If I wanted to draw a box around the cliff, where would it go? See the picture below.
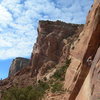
[64,1,100,100]
[9,57,30,76]
[0,21,83,100]
[76,1,100,100]
[0,0,100,100]
[30,20,83,80]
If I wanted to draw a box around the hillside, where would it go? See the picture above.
[0,0,100,100]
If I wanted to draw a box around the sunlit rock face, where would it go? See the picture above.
[64,1,100,100]
[30,20,83,79]
[76,47,100,100]
[0,1,100,100]
[76,2,100,100]
[9,57,30,76]
[0,21,83,92]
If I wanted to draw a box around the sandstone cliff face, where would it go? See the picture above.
[64,1,100,100]
[9,57,30,76]
[30,20,83,80]
[76,1,100,100]
[0,21,83,91]
[0,21,83,100]
[76,47,100,100]
[0,1,100,100]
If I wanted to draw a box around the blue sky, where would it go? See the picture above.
[0,59,12,79]
[0,0,94,79]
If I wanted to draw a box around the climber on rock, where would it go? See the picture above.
[86,56,93,66]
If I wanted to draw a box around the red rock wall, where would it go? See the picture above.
[30,21,83,77]
[76,2,100,100]
[76,47,100,100]
[0,1,100,100]
[64,1,100,100]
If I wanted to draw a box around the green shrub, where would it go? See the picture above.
[2,58,71,100]
[51,82,63,93]
[53,67,64,81]
[2,81,49,100]
[52,58,71,81]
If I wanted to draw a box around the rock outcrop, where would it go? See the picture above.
[76,47,100,100]
[76,1,100,100]
[0,21,83,91]
[64,1,100,100]
[0,21,83,100]
[0,1,100,100]
[9,57,30,76]
[30,20,83,80]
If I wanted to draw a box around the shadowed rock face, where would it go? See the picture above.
[9,57,30,76]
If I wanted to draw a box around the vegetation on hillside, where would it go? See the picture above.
[2,81,49,100]
[2,58,71,100]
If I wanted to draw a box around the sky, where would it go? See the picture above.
[0,0,94,79]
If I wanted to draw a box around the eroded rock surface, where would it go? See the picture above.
[0,21,83,92]
[9,57,30,76]
[76,47,100,100]
[64,1,100,100]
[76,2,100,99]
[0,1,100,100]
[30,20,83,80]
